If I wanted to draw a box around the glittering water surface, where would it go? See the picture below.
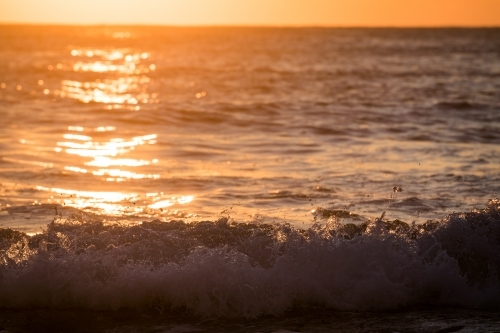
[1,27,500,329]
[0,26,499,232]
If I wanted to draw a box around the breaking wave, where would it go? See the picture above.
[1,199,499,318]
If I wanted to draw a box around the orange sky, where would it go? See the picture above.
[1,0,499,26]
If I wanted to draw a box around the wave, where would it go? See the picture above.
[435,101,488,111]
[1,199,499,318]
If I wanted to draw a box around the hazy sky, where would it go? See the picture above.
[1,0,499,26]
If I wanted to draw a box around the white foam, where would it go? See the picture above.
[0,200,499,317]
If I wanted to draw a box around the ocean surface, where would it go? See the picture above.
[0,26,500,332]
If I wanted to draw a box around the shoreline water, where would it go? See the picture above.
[1,200,499,320]
[0,307,499,333]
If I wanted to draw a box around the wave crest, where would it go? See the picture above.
[1,200,499,317]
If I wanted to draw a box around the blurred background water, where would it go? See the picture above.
[0,26,499,232]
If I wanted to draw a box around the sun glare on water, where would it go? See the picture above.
[21,44,196,219]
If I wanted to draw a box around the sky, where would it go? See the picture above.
[0,0,499,26]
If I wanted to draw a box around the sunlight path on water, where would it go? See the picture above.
[0,27,499,232]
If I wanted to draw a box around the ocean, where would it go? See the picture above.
[0,26,499,332]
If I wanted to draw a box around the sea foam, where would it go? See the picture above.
[0,199,499,318]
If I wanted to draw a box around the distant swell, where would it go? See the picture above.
[435,101,487,110]
[1,199,500,318]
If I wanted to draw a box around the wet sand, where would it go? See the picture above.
[0,307,499,333]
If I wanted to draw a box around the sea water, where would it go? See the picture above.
[0,26,500,332]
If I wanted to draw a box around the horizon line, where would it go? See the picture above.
[1,22,499,29]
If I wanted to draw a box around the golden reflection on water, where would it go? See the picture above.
[85,157,156,167]
[149,196,194,209]
[29,45,195,218]
[35,126,196,216]
[92,168,160,180]
[63,133,92,141]
[36,185,194,218]
[112,32,132,39]
[71,49,152,75]
[37,186,136,202]
[57,133,157,157]
[56,48,158,111]
[36,186,142,216]
[56,130,159,179]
